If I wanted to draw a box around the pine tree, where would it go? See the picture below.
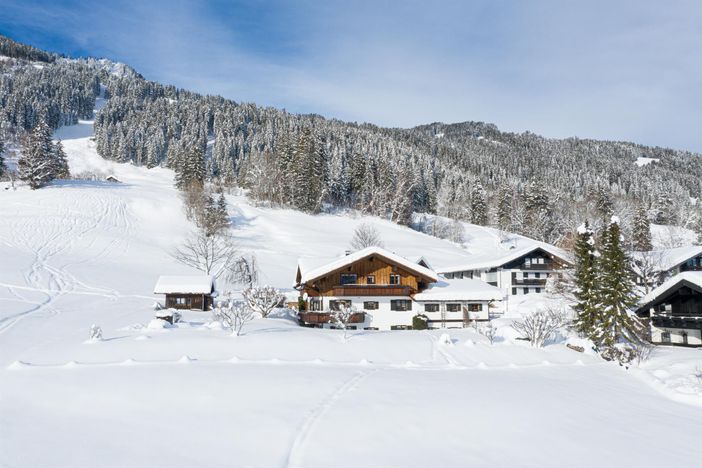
[18,120,56,189]
[52,140,70,179]
[593,217,644,348]
[175,146,205,190]
[0,136,5,178]
[470,183,488,225]
[572,221,598,339]
[631,205,652,251]
[496,186,513,231]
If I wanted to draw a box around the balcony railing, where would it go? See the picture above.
[512,278,548,286]
[521,262,555,271]
[298,312,366,325]
[331,284,412,296]
[680,264,702,272]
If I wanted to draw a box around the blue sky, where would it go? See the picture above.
[1,0,701,152]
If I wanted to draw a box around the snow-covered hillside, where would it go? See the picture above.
[2,113,702,467]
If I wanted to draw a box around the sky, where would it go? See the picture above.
[1,0,701,152]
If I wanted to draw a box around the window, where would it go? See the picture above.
[363,301,379,310]
[424,303,439,312]
[524,288,529,294]
[535,287,541,293]
[391,325,412,330]
[512,288,517,295]
[330,300,351,311]
[309,298,322,311]
[389,274,401,285]
[340,274,357,285]
[391,300,412,311]
[366,275,376,284]
[467,303,483,312]
[534,272,541,279]
[446,303,461,312]
[175,297,190,306]
[661,331,671,344]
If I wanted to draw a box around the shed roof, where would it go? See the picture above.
[154,275,215,294]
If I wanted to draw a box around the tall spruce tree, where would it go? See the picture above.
[593,217,644,347]
[52,140,70,179]
[470,183,488,225]
[18,119,55,189]
[0,136,5,178]
[175,146,205,190]
[572,221,598,339]
[631,205,652,251]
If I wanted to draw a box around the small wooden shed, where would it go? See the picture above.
[153,275,216,311]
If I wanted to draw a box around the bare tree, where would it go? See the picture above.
[227,253,259,288]
[215,296,256,336]
[171,230,239,279]
[633,250,665,293]
[511,308,568,348]
[350,223,384,250]
[242,286,285,318]
[329,304,357,342]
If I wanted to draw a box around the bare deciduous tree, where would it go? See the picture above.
[633,250,665,294]
[478,322,498,345]
[329,304,357,342]
[511,308,568,348]
[227,253,259,288]
[171,230,239,279]
[242,286,285,318]
[350,223,384,250]
[214,297,256,336]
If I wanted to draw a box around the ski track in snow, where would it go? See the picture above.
[286,369,376,468]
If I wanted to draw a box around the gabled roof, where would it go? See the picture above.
[412,277,503,302]
[154,276,215,294]
[638,272,702,310]
[296,246,439,285]
[437,243,571,273]
[631,245,702,274]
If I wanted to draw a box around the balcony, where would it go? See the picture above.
[680,264,702,273]
[331,284,412,297]
[512,278,548,286]
[521,262,555,271]
[298,312,366,325]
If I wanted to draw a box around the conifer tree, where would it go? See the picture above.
[593,217,644,348]
[52,140,70,179]
[631,205,652,251]
[470,183,488,225]
[18,119,55,189]
[496,186,513,231]
[572,221,598,339]
[0,137,5,178]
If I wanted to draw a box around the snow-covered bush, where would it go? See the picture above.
[89,324,102,341]
[478,322,498,345]
[214,299,256,336]
[242,286,285,318]
[329,305,357,342]
[511,309,567,348]
[412,314,429,330]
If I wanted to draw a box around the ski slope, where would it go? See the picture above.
[1,111,702,467]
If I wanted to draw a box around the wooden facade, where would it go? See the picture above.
[298,254,434,298]
[165,293,213,311]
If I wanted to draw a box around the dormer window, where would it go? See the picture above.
[389,274,400,285]
[340,274,357,285]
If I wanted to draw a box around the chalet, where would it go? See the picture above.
[632,245,702,291]
[153,275,216,311]
[437,245,571,296]
[636,272,702,347]
[294,246,502,330]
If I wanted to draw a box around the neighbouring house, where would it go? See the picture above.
[632,245,702,292]
[105,175,122,183]
[437,245,571,296]
[636,272,702,347]
[412,278,503,328]
[294,246,502,330]
[153,275,216,311]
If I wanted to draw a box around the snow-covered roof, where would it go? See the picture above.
[631,245,702,273]
[437,243,571,273]
[413,278,503,302]
[153,276,215,294]
[297,246,439,284]
[639,271,702,307]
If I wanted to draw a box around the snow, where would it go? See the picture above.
[413,277,503,301]
[635,156,660,167]
[297,246,438,285]
[650,223,697,249]
[1,109,701,467]
[632,244,702,273]
[153,275,214,294]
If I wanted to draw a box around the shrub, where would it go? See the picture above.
[412,314,429,330]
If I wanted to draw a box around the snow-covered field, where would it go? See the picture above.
[1,110,702,467]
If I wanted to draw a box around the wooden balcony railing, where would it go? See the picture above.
[521,262,555,271]
[331,285,412,297]
[298,312,366,325]
[512,278,548,286]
